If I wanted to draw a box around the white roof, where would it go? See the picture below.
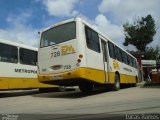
[0,39,37,51]
[141,60,156,65]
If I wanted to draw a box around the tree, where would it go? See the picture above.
[144,46,160,60]
[123,15,156,52]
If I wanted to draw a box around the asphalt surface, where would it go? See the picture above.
[0,85,160,119]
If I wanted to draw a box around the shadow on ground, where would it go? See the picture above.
[32,88,108,99]
[32,86,134,99]
[0,89,39,98]
[0,85,136,98]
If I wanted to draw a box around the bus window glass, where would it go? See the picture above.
[122,51,127,64]
[40,22,76,47]
[101,40,107,62]
[85,26,100,53]
[133,59,137,68]
[108,42,116,59]
[131,57,134,67]
[20,48,37,66]
[123,52,128,64]
[127,55,132,66]
[129,56,133,67]
[0,43,18,63]
[115,46,122,62]
[120,50,124,63]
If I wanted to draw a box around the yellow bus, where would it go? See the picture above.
[0,39,58,91]
[38,18,139,92]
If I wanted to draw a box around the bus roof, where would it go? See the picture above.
[41,18,75,33]
[0,38,37,51]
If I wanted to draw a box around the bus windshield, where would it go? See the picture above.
[40,22,76,47]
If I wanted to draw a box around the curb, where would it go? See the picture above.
[137,81,160,88]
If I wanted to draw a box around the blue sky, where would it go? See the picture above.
[0,0,159,50]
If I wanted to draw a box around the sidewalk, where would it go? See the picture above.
[137,81,160,88]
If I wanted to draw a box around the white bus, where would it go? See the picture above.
[38,18,139,92]
[0,39,57,91]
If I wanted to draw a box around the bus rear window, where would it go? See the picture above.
[40,22,76,47]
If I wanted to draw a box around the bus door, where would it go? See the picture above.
[101,40,109,83]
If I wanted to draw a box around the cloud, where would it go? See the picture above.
[0,11,39,47]
[42,0,79,17]
[94,14,123,43]
[94,14,137,50]
[99,0,160,23]
[98,0,160,48]
[78,14,126,48]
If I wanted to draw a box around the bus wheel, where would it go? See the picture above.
[79,82,93,93]
[132,76,138,87]
[112,73,120,91]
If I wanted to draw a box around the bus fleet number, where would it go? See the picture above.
[64,65,71,70]
[51,51,60,58]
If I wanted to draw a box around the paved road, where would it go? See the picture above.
[0,86,160,119]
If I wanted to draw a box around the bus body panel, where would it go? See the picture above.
[85,46,106,84]
[108,58,138,84]
[0,62,37,78]
[38,40,77,74]
[0,39,57,90]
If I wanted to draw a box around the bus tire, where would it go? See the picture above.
[112,73,120,91]
[132,76,138,87]
[79,82,93,93]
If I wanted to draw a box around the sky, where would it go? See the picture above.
[0,0,159,50]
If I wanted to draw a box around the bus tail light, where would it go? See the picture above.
[77,59,81,63]
[76,54,83,65]
[79,54,83,59]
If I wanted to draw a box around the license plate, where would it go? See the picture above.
[53,75,63,79]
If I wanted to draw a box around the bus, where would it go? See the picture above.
[38,17,139,92]
[0,39,58,91]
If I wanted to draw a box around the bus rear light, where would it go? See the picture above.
[79,54,83,58]
[77,59,81,63]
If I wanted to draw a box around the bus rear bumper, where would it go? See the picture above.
[38,68,87,86]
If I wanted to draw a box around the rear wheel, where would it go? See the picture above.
[112,73,120,91]
[79,82,93,93]
[132,76,138,87]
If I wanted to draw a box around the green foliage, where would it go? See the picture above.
[143,46,160,60]
[123,15,156,52]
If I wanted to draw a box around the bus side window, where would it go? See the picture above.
[115,46,123,62]
[129,56,133,67]
[131,57,134,67]
[123,52,128,64]
[133,59,137,68]
[127,55,132,66]
[0,43,18,63]
[120,49,124,63]
[85,26,100,53]
[122,51,127,64]
[20,48,37,66]
[108,41,116,59]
